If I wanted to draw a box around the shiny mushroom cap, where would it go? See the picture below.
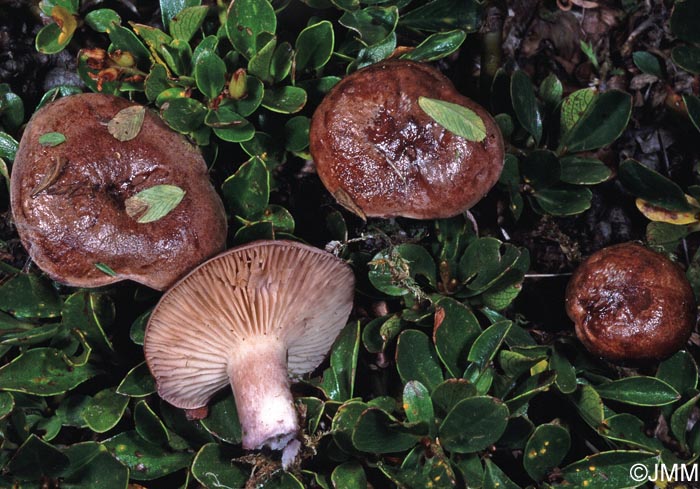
[309,59,504,220]
[10,93,227,290]
[144,240,355,450]
[565,242,696,362]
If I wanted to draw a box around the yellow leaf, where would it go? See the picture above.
[51,5,77,46]
[636,198,700,225]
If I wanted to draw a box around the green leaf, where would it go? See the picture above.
[103,431,192,481]
[161,97,207,133]
[599,413,664,452]
[533,186,592,216]
[124,184,185,223]
[296,21,335,72]
[226,0,276,59]
[439,396,509,453]
[221,157,270,220]
[396,330,443,392]
[84,9,120,33]
[594,376,680,406]
[560,90,632,153]
[333,401,369,453]
[0,348,98,396]
[511,70,542,145]
[0,132,18,160]
[380,444,457,488]
[523,424,571,481]
[107,24,150,61]
[684,94,700,134]
[550,349,577,394]
[403,380,434,428]
[351,407,421,453]
[317,322,360,401]
[670,0,700,43]
[195,50,226,99]
[539,73,563,108]
[400,0,481,32]
[559,450,657,489]
[571,384,604,429]
[284,116,310,152]
[560,88,595,134]
[671,393,700,450]
[38,132,66,147]
[431,378,476,417]
[401,29,466,62]
[340,6,399,46]
[262,86,307,114]
[160,0,200,30]
[657,351,698,396]
[206,106,255,143]
[418,96,486,142]
[62,292,115,354]
[116,362,156,397]
[560,156,612,185]
[672,45,700,74]
[331,462,367,489]
[633,51,663,77]
[483,459,520,489]
[433,297,481,378]
[200,394,242,444]
[369,244,437,296]
[8,434,69,478]
[134,400,169,446]
[248,35,277,84]
[83,388,129,433]
[618,159,695,212]
[35,22,72,55]
[192,443,247,488]
[60,442,129,489]
[169,5,208,42]
[467,320,512,370]
[0,274,62,319]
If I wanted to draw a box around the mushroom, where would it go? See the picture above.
[143,240,355,453]
[309,59,504,220]
[565,242,696,362]
[10,93,227,290]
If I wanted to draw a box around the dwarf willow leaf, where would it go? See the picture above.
[125,184,186,223]
[39,132,65,147]
[108,106,146,141]
[95,262,117,277]
[418,96,486,142]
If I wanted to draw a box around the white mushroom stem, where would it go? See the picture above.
[227,337,299,451]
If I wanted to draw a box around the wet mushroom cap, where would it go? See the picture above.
[565,242,696,362]
[143,240,355,410]
[10,93,227,290]
[309,60,504,219]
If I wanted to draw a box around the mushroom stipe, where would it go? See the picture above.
[144,240,355,460]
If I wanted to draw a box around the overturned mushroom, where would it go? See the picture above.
[10,93,227,290]
[310,59,504,219]
[143,240,355,453]
[565,242,696,362]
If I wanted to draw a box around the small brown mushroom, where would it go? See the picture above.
[565,242,696,362]
[143,240,354,455]
[309,60,504,219]
[10,93,227,290]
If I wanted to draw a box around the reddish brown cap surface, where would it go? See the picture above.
[309,60,504,219]
[565,242,696,362]
[10,93,227,290]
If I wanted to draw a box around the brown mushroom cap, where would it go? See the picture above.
[143,240,355,449]
[309,60,504,219]
[10,93,227,290]
[565,242,696,362]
